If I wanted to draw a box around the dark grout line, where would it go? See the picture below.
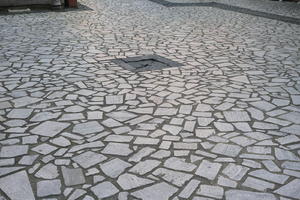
[147,0,300,25]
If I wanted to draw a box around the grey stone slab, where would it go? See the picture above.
[132,182,178,200]
[35,163,59,179]
[153,168,193,186]
[37,179,61,197]
[225,190,276,200]
[129,159,161,175]
[249,169,289,184]
[0,171,35,200]
[31,121,70,137]
[62,167,86,186]
[102,142,133,156]
[211,143,242,157]
[90,181,119,199]
[71,151,107,169]
[164,157,197,172]
[274,179,300,199]
[197,185,224,199]
[222,163,249,181]
[73,121,104,135]
[195,160,222,180]
[100,158,132,178]
[223,111,251,122]
[117,173,154,190]
[7,109,33,119]
[0,145,28,158]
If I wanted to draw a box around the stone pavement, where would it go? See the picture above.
[0,0,300,199]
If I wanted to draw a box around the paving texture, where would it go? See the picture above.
[0,0,300,199]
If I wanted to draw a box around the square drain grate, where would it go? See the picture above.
[112,55,183,72]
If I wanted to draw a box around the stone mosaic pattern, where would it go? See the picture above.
[0,0,300,199]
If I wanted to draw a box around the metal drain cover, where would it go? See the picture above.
[112,55,183,72]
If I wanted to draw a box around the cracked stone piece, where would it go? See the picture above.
[249,169,289,184]
[75,89,96,96]
[195,160,221,180]
[87,111,103,120]
[73,121,104,135]
[35,163,59,179]
[291,95,300,105]
[18,155,39,165]
[275,148,300,161]
[217,176,237,188]
[7,109,33,119]
[129,159,161,175]
[281,124,300,135]
[164,157,197,172]
[72,151,107,169]
[179,179,201,199]
[0,166,25,177]
[132,182,178,200]
[222,163,249,181]
[31,121,70,137]
[225,190,276,200]
[100,158,132,178]
[69,141,104,152]
[90,181,119,199]
[223,111,250,122]
[134,137,160,145]
[211,143,242,157]
[153,168,193,186]
[0,145,28,158]
[59,113,84,121]
[197,185,224,199]
[62,167,85,186]
[117,173,154,190]
[274,179,300,199]
[37,179,61,197]
[102,142,133,156]
[0,171,35,200]
[242,177,275,191]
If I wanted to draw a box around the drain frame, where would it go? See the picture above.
[112,54,183,72]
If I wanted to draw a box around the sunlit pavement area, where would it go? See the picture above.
[0,0,300,199]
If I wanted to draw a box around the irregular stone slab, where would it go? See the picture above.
[30,112,61,122]
[129,160,161,175]
[250,101,275,111]
[0,166,25,176]
[197,185,224,199]
[31,121,70,137]
[132,182,178,200]
[90,181,119,199]
[153,168,193,186]
[154,107,178,116]
[105,95,124,104]
[214,122,234,132]
[106,111,137,122]
[100,158,132,178]
[211,143,242,157]
[73,121,104,135]
[223,111,251,122]
[226,190,276,200]
[12,96,41,107]
[281,124,300,136]
[164,157,197,172]
[179,179,201,199]
[274,179,300,199]
[196,160,222,180]
[69,141,104,152]
[222,163,249,181]
[117,173,154,190]
[72,151,107,169]
[37,179,61,197]
[0,171,35,200]
[31,143,57,155]
[59,113,84,121]
[275,148,300,161]
[249,169,289,184]
[162,125,182,135]
[0,145,28,157]
[35,163,59,179]
[7,109,33,119]
[129,147,156,162]
[62,167,85,186]
[242,177,275,191]
[229,75,250,84]
[102,142,133,156]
